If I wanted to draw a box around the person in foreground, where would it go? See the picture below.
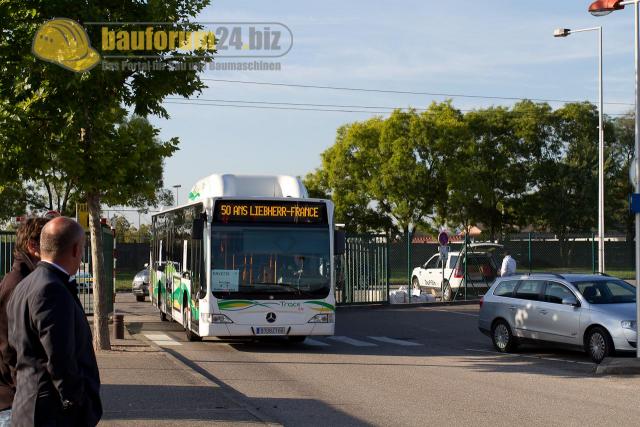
[0,218,50,425]
[7,217,102,426]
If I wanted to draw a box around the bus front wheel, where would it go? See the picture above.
[184,303,202,342]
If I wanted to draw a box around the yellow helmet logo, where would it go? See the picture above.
[32,18,100,73]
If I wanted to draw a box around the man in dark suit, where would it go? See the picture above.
[7,217,102,426]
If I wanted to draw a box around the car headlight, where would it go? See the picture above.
[621,320,637,330]
[308,313,335,323]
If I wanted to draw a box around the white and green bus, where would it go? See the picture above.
[150,174,343,342]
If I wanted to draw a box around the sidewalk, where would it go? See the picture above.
[97,295,270,426]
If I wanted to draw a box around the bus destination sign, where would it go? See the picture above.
[214,200,327,225]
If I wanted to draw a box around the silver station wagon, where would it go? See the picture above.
[478,273,637,363]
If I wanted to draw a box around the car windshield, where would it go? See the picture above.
[211,226,331,299]
[572,279,636,304]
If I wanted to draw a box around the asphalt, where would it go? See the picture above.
[101,293,640,426]
[98,295,272,426]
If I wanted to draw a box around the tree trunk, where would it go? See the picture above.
[88,192,111,351]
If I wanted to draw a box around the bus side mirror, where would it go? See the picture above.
[197,287,207,299]
[192,218,204,240]
[334,230,346,255]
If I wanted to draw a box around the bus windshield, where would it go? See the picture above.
[211,226,331,299]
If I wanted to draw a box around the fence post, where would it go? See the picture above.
[463,233,468,300]
[386,235,390,304]
[407,229,412,303]
[528,232,532,274]
[592,233,596,274]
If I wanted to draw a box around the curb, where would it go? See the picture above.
[337,300,480,310]
[130,327,280,426]
[595,358,640,376]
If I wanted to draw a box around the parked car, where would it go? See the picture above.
[75,270,93,293]
[411,243,501,301]
[478,273,637,363]
[132,266,150,302]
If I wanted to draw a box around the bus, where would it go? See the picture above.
[150,174,343,342]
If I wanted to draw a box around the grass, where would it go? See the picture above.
[115,270,137,292]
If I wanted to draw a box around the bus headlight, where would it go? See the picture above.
[205,314,234,324]
[308,313,334,323]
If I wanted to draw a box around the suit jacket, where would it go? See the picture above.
[0,251,35,410]
[7,262,102,426]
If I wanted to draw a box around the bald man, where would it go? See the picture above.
[7,217,102,427]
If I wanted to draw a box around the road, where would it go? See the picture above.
[119,295,640,426]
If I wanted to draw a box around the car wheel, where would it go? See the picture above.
[184,303,202,342]
[492,320,517,353]
[135,295,145,302]
[411,277,421,294]
[585,327,612,364]
[442,281,452,302]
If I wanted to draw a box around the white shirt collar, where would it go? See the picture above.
[41,260,70,276]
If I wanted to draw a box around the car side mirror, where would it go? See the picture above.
[562,296,580,307]
[334,229,346,255]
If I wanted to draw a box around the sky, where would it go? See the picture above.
[121,0,639,225]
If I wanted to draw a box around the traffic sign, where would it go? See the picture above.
[631,193,640,214]
[438,231,449,246]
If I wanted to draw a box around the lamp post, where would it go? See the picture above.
[588,0,640,358]
[553,26,605,273]
[173,184,182,206]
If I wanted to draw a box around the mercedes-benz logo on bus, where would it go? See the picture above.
[266,312,276,323]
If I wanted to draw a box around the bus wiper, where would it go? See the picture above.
[254,282,302,293]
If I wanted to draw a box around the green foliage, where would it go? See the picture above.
[0,0,212,350]
[312,100,630,240]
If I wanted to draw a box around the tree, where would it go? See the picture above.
[306,102,462,234]
[0,1,212,350]
[608,112,634,237]
[447,102,550,240]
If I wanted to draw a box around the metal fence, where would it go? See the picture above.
[385,231,636,303]
[0,228,115,314]
[336,235,389,305]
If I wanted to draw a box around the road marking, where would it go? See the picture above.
[327,336,378,347]
[304,338,330,347]
[465,348,592,366]
[426,309,479,317]
[144,332,182,346]
[144,334,172,340]
[368,336,423,346]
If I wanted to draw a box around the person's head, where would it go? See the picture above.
[39,217,85,274]
[504,250,511,257]
[14,217,50,263]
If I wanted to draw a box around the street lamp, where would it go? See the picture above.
[553,26,605,274]
[589,0,640,358]
[173,184,182,206]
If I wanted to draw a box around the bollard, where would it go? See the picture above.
[113,314,124,340]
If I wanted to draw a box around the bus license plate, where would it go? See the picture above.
[255,327,286,335]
